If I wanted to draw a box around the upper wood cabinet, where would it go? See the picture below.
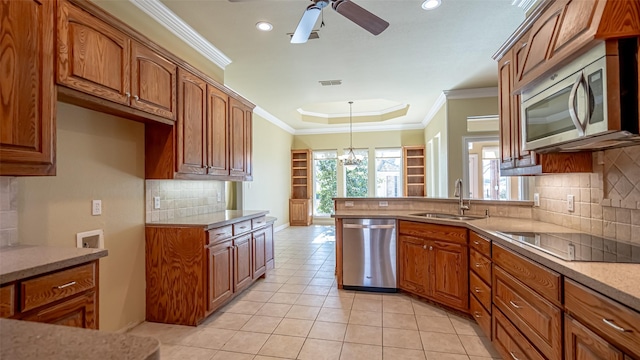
[0,0,56,176]
[229,99,253,180]
[403,146,426,197]
[176,69,207,175]
[207,85,230,176]
[57,0,177,122]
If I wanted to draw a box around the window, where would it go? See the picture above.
[481,146,508,200]
[313,150,337,216]
[375,148,402,197]
[344,149,368,197]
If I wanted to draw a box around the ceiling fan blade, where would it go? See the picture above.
[291,5,322,44]
[332,0,389,36]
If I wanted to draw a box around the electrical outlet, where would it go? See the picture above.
[92,200,102,216]
[345,201,354,207]
[153,196,161,209]
[217,192,222,202]
[379,201,388,207]
[533,193,540,207]
[567,194,575,212]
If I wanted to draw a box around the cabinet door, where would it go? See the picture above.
[430,240,468,311]
[518,2,563,85]
[265,225,274,266]
[252,230,266,279]
[130,41,177,120]
[208,240,233,312]
[498,52,516,170]
[398,235,429,296]
[552,0,600,56]
[229,98,252,178]
[57,0,130,105]
[0,0,56,176]
[234,235,252,292]
[207,85,230,176]
[22,291,96,329]
[565,314,624,360]
[289,199,312,226]
[176,69,207,175]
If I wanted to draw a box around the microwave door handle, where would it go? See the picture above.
[568,72,587,136]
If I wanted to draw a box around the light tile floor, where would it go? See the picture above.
[129,225,502,360]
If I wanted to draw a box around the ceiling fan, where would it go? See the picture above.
[229,0,389,44]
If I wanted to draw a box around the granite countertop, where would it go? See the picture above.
[0,245,108,284]
[333,210,640,312]
[146,210,270,229]
[0,319,159,360]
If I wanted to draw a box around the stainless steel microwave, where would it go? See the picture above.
[521,40,639,152]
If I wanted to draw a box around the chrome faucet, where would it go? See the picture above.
[454,178,470,215]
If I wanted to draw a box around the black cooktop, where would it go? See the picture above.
[497,232,640,263]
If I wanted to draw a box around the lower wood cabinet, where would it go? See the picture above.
[289,199,312,226]
[145,216,274,326]
[493,305,546,360]
[565,314,625,360]
[22,291,96,329]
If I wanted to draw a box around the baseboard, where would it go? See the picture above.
[274,223,290,232]
[116,319,145,333]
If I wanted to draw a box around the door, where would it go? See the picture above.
[130,41,177,120]
[498,53,516,170]
[57,0,130,105]
[518,2,563,84]
[398,235,429,296]
[0,0,56,176]
[430,240,468,311]
[208,240,233,312]
[22,292,96,329]
[176,69,207,175]
[265,225,274,265]
[252,229,266,279]
[207,85,229,176]
[229,98,251,178]
[234,235,252,292]
[565,315,624,360]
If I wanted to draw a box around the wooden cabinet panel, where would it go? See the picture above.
[493,306,546,360]
[398,235,429,297]
[252,229,266,279]
[265,224,274,269]
[130,41,177,120]
[398,221,467,245]
[57,0,129,105]
[403,146,426,197]
[22,291,96,329]
[553,0,601,55]
[0,284,15,318]
[229,98,252,179]
[470,248,492,285]
[469,232,491,257]
[470,293,491,339]
[207,85,230,176]
[565,279,640,357]
[252,216,267,229]
[234,235,252,292]
[208,225,233,245]
[208,240,233,312]
[233,220,252,235]
[290,199,312,226]
[431,240,468,311]
[0,0,56,176]
[470,270,491,312]
[498,52,516,170]
[176,69,207,175]
[518,2,563,85]
[565,314,625,360]
[493,266,562,360]
[493,244,561,305]
[21,263,96,312]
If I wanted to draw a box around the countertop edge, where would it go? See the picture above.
[145,210,270,229]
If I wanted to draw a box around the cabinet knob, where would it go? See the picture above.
[475,263,481,268]
[429,246,433,251]
[423,245,427,250]
[134,95,140,101]
[473,241,480,245]
[509,351,521,360]
[474,287,481,293]
[473,311,481,318]
[125,92,131,98]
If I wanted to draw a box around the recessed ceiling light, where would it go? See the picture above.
[256,21,273,32]
[421,0,441,10]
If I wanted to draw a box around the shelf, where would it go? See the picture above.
[407,174,425,177]
[293,184,308,187]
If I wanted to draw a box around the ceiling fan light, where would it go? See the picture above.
[421,0,441,10]
[256,21,273,31]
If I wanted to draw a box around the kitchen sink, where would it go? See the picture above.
[410,212,485,221]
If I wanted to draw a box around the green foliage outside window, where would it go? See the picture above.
[345,159,368,197]
[315,158,337,215]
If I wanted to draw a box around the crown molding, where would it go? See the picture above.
[253,106,296,134]
[296,103,409,118]
[421,92,447,128]
[128,0,231,69]
[443,87,498,99]
[294,123,424,135]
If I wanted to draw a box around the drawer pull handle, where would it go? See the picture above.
[602,318,628,332]
[423,245,427,250]
[239,226,247,229]
[473,241,480,245]
[475,263,482,268]
[474,287,481,293]
[54,281,76,290]
[473,311,481,318]
[215,233,226,236]
[509,300,522,309]
[509,351,521,360]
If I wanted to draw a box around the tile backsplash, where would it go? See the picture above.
[145,180,226,222]
[533,145,640,245]
[0,177,18,247]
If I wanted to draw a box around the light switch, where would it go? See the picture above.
[567,195,575,212]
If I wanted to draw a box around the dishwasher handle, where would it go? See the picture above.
[343,223,395,229]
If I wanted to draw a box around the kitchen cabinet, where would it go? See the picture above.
[57,0,177,122]
[493,305,546,360]
[176,69,207,175]
[145,215,273,325]
[398,221,468,312]
[0,261,99,330]
[403,146,426,197]
[0,0,56,176]
[565,314,625,360]
[290,150,313,226]
[469,232,492,338]
[207,85,230,176]
[229,98,253,180]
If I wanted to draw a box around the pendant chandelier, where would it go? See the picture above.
[338,101,364,170]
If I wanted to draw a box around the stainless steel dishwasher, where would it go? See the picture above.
[342,218,397,292]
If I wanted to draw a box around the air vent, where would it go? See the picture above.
[319,79,342,86]
[288,31,320,40]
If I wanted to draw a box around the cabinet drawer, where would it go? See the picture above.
[565,279,640,357]
[470,249,491,285]
[470,232,491,257]
[208,225,232,244]
[0,284,16,318]
[21,263,96,312]
[493,266,562,360]
[493,244,561,305]
[398,221,467,245]
[470,271,491,312]
[493,306,546,360]
[251,216,266,229]
[233,220,251,235]
[470,294,491,338]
